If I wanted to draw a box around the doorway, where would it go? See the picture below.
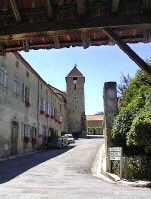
[11,121,18,154]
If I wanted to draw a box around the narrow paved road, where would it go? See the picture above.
[0,137,151,199]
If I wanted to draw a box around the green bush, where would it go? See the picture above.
[111,102,139,148]
[127,111,151,147]
[112,156,151,180]
[111,69,151,180]
[119,70,151,109]
[111,108,132,148]
[112,70,151,150]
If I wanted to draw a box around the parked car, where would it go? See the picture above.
[57,136,68,149]
[65,134,75,144]
[46,136,68,149]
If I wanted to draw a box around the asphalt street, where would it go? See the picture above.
[0,137,151,199]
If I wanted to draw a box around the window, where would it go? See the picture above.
[54,107,57,119]
[39,97,46,114]
[45,101,50,117]
[73,77,77,90]
[25,87,30,103]
[21,122,24,140]
[14,77,20,98]
[42,125,47,138]
[46,103,51,116]
[0,66,8,90]
[22,84,30,103]
[31,127,37,138]
[43,99,46,112]
[51,106,55,117]
[40,97,43,111]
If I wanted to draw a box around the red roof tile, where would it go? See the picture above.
[86,115,104,121]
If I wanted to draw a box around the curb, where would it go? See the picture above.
[0,149,42,162]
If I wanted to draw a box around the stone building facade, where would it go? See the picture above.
[0,52,65,158]
[86,115,104,135]
[0,53,86,158]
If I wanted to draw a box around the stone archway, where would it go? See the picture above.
[11,121,18,154]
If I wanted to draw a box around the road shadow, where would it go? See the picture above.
[0,145,75,184]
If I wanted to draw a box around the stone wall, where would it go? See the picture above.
[103,82,118,170]
[66,76,85,135]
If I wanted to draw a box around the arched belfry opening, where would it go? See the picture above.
[11,121,18,155]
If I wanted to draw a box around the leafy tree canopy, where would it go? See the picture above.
[111,69,151,154]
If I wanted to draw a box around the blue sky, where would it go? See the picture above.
[19,42,151,115]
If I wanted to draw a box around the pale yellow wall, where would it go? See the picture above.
[0,53,65,158]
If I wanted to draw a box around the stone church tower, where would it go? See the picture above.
[65,65,86,137]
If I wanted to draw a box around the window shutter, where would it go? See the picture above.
[3,68,8,88]
[43,99,46,112]
[22,83,25,102]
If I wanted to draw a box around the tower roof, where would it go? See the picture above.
[66,65,84,77]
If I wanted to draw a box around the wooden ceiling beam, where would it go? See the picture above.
[22,40,29,52]
[81,31,91,49]
[103,28,151,75]
[4,34,144,52]
[112,0,120,13]
[10,0,21,22]
[143,0,151,9]
[58,0,64,6]
[47,0,53,18]
[144,29,151,42]
[53,36,60,49]
[76,0,86,16]
[0,43,6,56]
[0,14,151,40]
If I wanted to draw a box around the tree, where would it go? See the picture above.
[111,68,151,179]
[117,73,132,109]
[117,73,132,98]
[111,69,151,152]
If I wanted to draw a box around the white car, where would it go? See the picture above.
[65,134,75,144]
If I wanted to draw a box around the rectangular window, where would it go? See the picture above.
[22,84,30,103]
[14,77,20,98]
[43,99,46,112]
[24,124,28,136]
[21,122,24,140]
[46,103,51,116]
[52,106,55,117]
[0,67,8,90]
[48,104,51,116]
[39,97,46,114]
[40,97,43,111]
[42,125,47,137]
[25,87,30,103]
[45,101,48,115]
[32,127,37,138]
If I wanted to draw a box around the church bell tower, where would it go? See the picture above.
[65,65,86,137]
